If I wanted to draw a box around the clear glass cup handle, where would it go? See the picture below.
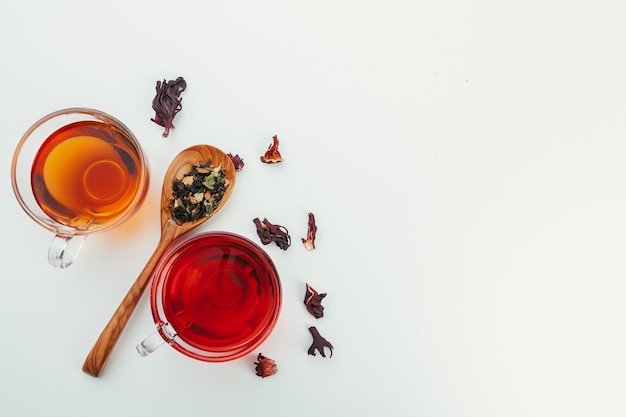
[48,234,87,268]
[137,323,176,357]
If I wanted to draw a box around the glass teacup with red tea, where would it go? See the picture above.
[137,232,282,362]
[11,108,150,268]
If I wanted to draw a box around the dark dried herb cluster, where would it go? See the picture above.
[151,76,187,138]
[169,160,228,224]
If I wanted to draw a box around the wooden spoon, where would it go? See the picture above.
[82,144,236,377]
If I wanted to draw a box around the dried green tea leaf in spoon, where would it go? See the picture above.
[169,160,228,224]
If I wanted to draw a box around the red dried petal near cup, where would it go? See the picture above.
[304,283,326,319]
[307,326,333,358]
[260,135,284,163]
[253,217,291,250]
[301,212,317,250]
[254,353,277,378]
[227,153,245,171]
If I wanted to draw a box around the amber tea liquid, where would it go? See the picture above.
[158,234,280,353]
[31,120,144,228]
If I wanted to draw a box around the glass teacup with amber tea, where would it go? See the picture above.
[11,108,149,268]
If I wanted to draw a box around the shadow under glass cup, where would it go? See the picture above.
[137,232,282,362]
[11,108,150,268]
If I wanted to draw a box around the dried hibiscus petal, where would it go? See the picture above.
[301,212,317,251]
[227,153,245,171]
[254,353,277,378]
[253,217,291,250]
[304,283,326,319]
[307,326,333,358]
[260,135,284,163]
[151,76,187,138]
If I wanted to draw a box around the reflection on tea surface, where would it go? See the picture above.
[31,120,144,228]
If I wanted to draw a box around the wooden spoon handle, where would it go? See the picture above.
[82,240,170,377]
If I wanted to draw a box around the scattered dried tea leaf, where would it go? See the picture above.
[304,283,326,319]
[254,353,277,378]
[253,217,291,250]
[301,212,317,251]
[307,326,333,358]
[260,135,284,163]
[151,76,187,138]
[169,160,228,224]
[227,153,245,171]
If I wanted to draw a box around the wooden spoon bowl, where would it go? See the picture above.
[82,144,236,377]
[158,145,236,240]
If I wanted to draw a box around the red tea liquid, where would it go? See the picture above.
[31,120,145,228]
[157,233,281,353]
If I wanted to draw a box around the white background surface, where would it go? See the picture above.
[2,1,626,416]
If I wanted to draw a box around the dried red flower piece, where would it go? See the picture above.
[260,135,284,163]
[307,326,333,358]
[227,153,245,171]
[151,76,187,138]
[254,353,277,378]
[253,217,291,250]
[301,212,317,250]
[304,283,326,319]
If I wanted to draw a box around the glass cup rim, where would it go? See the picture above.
[150,231,282,362]
[10,107,150,236]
